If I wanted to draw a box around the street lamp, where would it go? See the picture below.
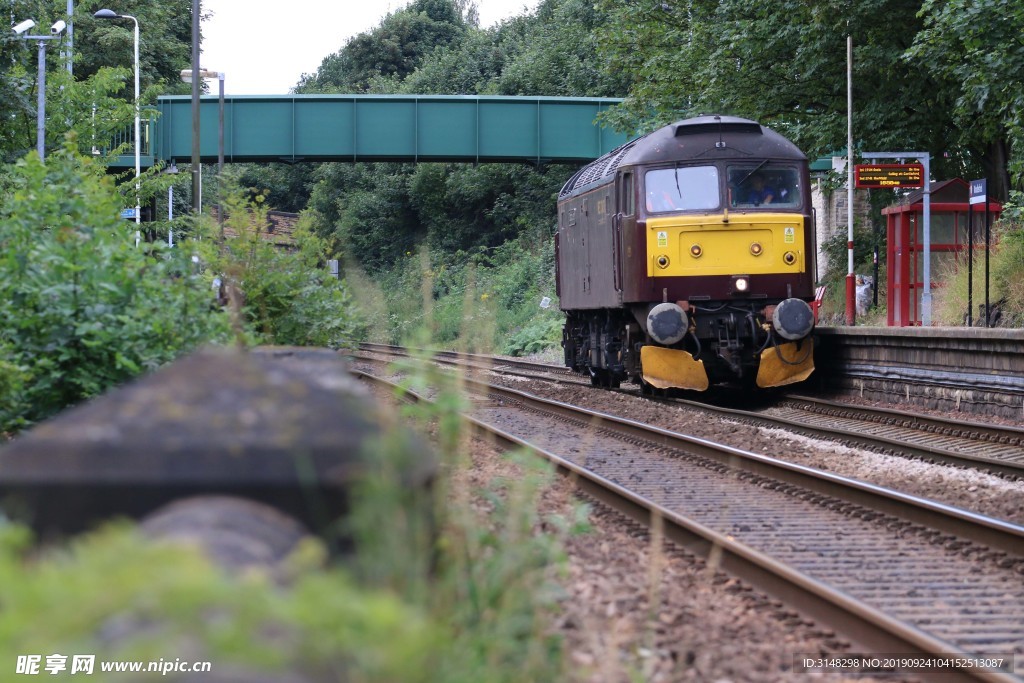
[181,69,225,233]
[164,162,179,247]
[94,9,141,246]
[12,19,67,160]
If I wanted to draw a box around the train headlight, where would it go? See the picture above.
[656,255,670,269]
[732,276,750,293]
[772,298,814,340]
[783,251,797,265]
[749,242,763,256]
[690,244,703,258]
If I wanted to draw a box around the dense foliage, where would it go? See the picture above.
[0,146,231,433]
[296,0,469,93]
[197,189,367,348]
[596,0,1024,199]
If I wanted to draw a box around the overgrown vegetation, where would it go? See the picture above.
[195,190,367,348]
[0,147,231,433]
[0,346,582,682]
[932,193,1024,326]
[353,230,562,354]
[0,147,367,434]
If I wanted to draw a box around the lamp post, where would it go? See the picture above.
[63,1,73,75]
[12,19,67,160]
[191,0,200,216]
[164,162,179,247]
[181,69,225,234]
[94,9,140,246]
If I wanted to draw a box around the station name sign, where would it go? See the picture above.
[854,163,924,188]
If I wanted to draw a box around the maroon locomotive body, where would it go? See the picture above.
[556,115,817,391]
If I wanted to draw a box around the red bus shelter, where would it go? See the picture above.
[884,178,1002,326]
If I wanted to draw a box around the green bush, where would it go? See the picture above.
[0,521,438,682]
[196,193,367,348]
[0,148,231,432]
[363,231,560,352]
[501,314,564,357]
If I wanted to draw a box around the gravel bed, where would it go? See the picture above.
[487,375,1024,526]
[355,349,1024,524]
[357,363,907,683]
[490,444,906,683]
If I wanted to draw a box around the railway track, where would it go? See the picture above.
[761,396,1024,475]
[352,343,1024,480]
[352,356,1024,682]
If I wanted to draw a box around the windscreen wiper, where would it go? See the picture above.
[737,159,769,186]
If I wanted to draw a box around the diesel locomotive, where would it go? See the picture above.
[556,115,816,392]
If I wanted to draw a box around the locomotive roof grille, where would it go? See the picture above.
[559,138,640,198]
[674,121,763,137]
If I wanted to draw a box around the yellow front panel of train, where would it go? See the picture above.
[646,213,805,277]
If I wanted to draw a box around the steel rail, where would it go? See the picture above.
[354,343,1024,479]
[351,367,1022,683]
[784,393,1024,444]
[666,395,1024,480]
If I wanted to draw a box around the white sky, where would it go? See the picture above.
[201,0,540,95]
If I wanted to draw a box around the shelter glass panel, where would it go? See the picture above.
[930,213,957,245]
[969,212,988,243]
[931,251,959,281]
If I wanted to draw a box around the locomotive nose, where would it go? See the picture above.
[772,298,814,340]
[646,303,689,345]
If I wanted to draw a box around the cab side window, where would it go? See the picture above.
[621,172,634,216]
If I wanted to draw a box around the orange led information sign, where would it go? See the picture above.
[854,163,924,188]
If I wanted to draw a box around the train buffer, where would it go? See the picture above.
[0,347,437,549]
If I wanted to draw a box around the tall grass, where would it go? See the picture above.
[353,232,564,355]
[932,218,1024,326]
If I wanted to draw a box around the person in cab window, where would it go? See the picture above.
[646,188,677,212]
[747,173,775,206]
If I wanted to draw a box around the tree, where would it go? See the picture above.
[71,0,196,96]
[296,0,468,93]
[910,0,1024,198]
[493,0,630,97]
[595,0,971,182]
[233,163,319,213]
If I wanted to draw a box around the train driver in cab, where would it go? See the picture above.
[646,187,677,212]
[746,173,775,206]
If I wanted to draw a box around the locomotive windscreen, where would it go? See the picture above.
[644,166,720,213]
[728,166,801,208]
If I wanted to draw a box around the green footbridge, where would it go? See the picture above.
[119,94,627,168]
